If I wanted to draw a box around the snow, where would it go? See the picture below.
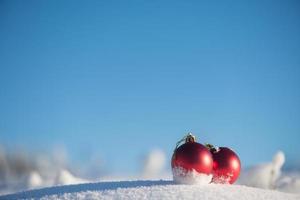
[238,151,300,194]
[142,149,166,179]
[0,180,299,200]
[0,146,87,194]
[238,151,285,189]
[1,149,300,199]
[277,174,300,194]
[27,171,43,188]
[172,167,212,184]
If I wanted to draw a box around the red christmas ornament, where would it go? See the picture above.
[207,145,241,184]
[171,134,213,175]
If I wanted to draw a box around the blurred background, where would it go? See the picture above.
[0,0,300,194]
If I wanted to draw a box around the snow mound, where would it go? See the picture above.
[142,149,166,179]
[27,171,43,188]
[239,151,285,189]
[0,180,299,200]
[276,173,300,194]
[238,151,300,194]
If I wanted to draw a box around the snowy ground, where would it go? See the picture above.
[1,150,300,199]
[0,180,299,200]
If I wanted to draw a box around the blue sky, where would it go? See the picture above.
[0,0,300,173]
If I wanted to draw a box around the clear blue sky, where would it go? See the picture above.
[0,0,300,173]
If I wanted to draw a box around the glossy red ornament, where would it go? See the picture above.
[208,146,241,184]
[171,134,213,175]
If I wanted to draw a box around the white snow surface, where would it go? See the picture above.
[172,167,212,184]
[0,180,299,200]
[1,150,300,199]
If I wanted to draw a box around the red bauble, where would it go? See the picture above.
[172,138,213,175]
[210,147,241,184]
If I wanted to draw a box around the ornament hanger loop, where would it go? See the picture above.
[174,132,196,152]
[205,143,220,153]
